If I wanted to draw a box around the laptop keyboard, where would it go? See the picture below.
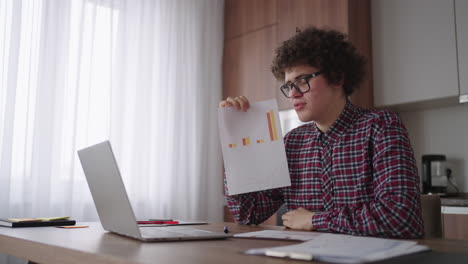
[140,227,214,238]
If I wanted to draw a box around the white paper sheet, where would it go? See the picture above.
[234,230,323,241]
[218,99,291,195]
[242,231,430,263]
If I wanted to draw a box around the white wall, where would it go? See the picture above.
[399,103,468,192]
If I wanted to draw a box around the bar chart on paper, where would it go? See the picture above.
[218,99,291,195]
[228,109,280,149]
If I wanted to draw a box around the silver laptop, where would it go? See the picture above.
[77,140,231,241]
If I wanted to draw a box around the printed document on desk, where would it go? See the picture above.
[218,99,291,195]
[244,231,430,263]
[234,230,322,241]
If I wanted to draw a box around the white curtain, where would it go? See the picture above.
[0,0,225,223]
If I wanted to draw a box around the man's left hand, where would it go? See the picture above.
[282,207,314,231]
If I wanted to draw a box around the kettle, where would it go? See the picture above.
[422,154,449,196]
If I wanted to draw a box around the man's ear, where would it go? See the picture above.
[331,76,345,95]
[337,72,345,87]
[329,73,344,89]
[334,73,345,93]
[327,72,344,87]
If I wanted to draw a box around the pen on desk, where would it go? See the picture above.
[161,221,179,225]
[137,221,179,225]
[223,226,229,234]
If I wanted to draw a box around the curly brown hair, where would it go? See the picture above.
[271,26,366,97]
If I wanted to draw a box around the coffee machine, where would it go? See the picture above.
[422,154,449,196]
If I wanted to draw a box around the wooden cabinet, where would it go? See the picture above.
[223,0,373,111]
[372,0,459,108]
[456,0,468,102]
[443,214,468,240]
[442,206,468,240]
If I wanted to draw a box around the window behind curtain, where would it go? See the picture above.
[0,0,225,222]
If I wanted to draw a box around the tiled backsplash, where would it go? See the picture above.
[399,103,468,192]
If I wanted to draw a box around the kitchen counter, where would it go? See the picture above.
[441,193,468,207]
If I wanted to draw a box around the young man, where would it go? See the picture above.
[219,27,424,238]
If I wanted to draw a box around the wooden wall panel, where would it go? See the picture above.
[348,0,373,108]
[224,0,277,40]
[223,25,278,102]
[277,0,348,43]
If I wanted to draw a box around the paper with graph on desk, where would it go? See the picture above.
[241,230,430,263]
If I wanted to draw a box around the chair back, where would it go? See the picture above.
[276,204,287,226]
[420,194,443,238]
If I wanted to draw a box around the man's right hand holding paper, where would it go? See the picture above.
[219,96,250,112]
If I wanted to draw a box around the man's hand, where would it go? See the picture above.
[219,96,250,112]
[282,207,314,231]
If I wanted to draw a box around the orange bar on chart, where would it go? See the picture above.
[267,112,274,141]
[267,110,279,141]
[270,110,279,141]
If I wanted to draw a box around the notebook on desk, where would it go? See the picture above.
[77,140,230,242]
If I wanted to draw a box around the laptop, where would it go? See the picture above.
[77,140,231,241]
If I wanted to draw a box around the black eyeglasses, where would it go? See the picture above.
[280,72,321,98]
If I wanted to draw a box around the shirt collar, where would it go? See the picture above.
[315,100,362,146]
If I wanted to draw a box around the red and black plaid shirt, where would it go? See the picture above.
[226,101,424,238]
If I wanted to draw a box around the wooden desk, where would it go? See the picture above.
[1,222,468,264]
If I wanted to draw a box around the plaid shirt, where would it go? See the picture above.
[226,101,424,238]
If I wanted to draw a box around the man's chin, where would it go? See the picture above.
[296,112,313,123]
